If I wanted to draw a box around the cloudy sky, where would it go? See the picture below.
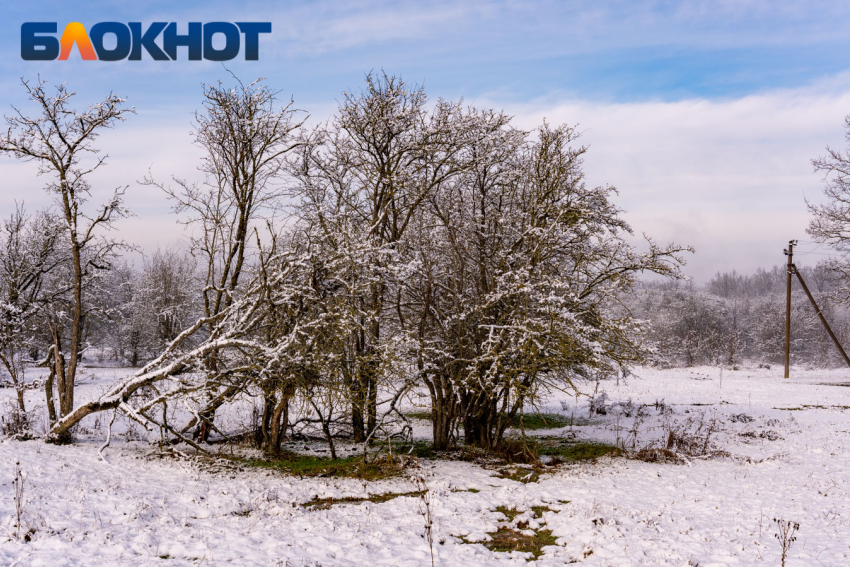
[1,0,849,281]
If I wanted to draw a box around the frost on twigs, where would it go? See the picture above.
[25,73,690,461]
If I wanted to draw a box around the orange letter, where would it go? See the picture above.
[58,22,97,60]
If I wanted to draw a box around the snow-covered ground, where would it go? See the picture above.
[1,365,849,566]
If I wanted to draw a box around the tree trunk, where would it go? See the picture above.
[191,377,238,442]
[309,398,337,459]
[63,242,83,418]
[265,396,289,454]
[15,386,26,416]
[247,387,293,452]
[351,392,366,442]
[349,338,368,442]
[463,393,500,449]
[426,374,456,451]
[260,380,293,454]
[48,328,69,439]
[366,369,378,439]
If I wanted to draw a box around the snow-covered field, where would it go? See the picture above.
[1,365,849,566]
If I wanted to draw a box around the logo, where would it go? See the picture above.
[21,22,271,61]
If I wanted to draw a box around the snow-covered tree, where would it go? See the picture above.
[0,206,63,416]
[407,121,689,449]
[291,72,476,442]
[0,80,132,435]
[145,77,306,441]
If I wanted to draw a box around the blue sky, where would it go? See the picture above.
[2,1,850,280]
[4,1,849,103]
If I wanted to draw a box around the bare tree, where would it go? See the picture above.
[293,72,473,441]
[0,205,63,416]
[145,76,306,441]
[104,249,197,366]
[807,115,850,307]
[38,74,694,458]
[411,121,690,449]
[0,79,133,435]
[46,245,332,443]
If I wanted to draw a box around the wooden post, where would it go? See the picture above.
[792,264,850,368]
[784,241,794,378]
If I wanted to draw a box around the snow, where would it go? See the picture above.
[2,365,850,566]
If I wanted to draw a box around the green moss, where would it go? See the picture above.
[240,451,402,481]
[404,410,591,430]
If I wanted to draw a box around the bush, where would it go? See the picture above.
[0,401,33,438]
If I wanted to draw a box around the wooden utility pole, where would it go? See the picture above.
[784,240,795,378]
[792,263,850,367]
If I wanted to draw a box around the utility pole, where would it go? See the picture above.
[784,240,796,378]
[791,263,850,367]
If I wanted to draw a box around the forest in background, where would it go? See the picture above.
[629,264,850,369]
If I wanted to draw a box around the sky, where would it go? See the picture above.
[1,0,850,281]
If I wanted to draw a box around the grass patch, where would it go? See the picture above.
[494,505,552,523]
[632,448,687,465]
[460,504,560,559]
[302,491,425,510]
[496,506,522,522]
[511,413,572,430]
[403,411,593,430]
[462,527,557,560]
[403,410,432,420]
[383,441,436,459]
[539,442,621,462]
[240,451,403,481]
[495,466,542,483]
[487,527,557,558]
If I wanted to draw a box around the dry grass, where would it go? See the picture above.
[482,527,557,559]
[302,491,425,510]
[633,447,687,464]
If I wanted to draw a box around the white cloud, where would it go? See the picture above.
[483,76,850,280]
[251,0,850,61]
[2,75,849,282]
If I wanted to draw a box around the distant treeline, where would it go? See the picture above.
[628,265,850,368]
